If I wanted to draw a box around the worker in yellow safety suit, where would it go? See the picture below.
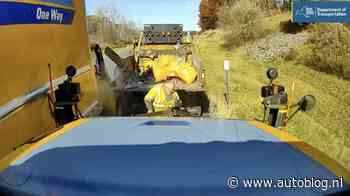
[144,80,182,113]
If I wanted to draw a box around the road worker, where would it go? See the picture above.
[144,80,182,113]
[92,44,105,76]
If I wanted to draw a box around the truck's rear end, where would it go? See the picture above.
[114,24,209,117]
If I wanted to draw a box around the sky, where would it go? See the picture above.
[85,0,201,31]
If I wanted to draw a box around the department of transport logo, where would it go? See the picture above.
[296,6,316,18]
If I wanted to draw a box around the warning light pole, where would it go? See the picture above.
[224,60,231,110]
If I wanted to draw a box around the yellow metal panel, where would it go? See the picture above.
[0,0,90,105]
[0,95,55,158]
[0,0,97,160]
[0,68,99,160]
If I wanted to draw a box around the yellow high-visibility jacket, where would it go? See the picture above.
[144,84,181,112]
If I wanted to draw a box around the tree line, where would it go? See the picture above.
[199,0,290,31]
[87,3,140,46]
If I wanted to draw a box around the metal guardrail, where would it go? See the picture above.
[0,66,91,121]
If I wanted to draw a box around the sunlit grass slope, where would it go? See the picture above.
[194,19,350,170]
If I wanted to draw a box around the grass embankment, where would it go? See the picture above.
[194,14,350,170]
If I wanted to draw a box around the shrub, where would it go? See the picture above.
[217,0,265,48]
[199,0,280,31]
[251,0,278,11]
[296,24,350,80]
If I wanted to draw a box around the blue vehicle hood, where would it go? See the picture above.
[0,117,349,196]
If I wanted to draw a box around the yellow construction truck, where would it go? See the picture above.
[113,24,209,117]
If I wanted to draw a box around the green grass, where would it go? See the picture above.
[194,28,350,171]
